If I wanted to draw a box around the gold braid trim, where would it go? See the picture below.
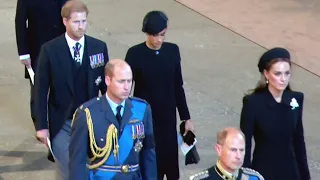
[84,108,119,169]
[71,105,83,127]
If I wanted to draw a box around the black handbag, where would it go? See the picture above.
[179,121,200,165]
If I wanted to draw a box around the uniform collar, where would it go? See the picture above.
[105,93,126,116]
[215,160,238,180]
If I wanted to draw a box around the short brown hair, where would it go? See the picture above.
[61,0,89,19]
[105,61,115,78]
[217,127,245,145]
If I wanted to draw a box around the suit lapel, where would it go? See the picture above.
[281,90,293,107]
[85,36,95,97]
[120,100,133,130]
[100,95,119,126]
[264,88,294,108]
[56,35,74,95]
[281,90,298,129]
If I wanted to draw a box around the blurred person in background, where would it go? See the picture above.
[15,0,67,131]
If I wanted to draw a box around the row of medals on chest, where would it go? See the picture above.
[132,122,145,152]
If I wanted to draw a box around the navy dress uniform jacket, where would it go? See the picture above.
[34,34,108,140]
[69,95,157,180]
[190,165,264,180]
[240,88,310,180]
[15,0,66,78]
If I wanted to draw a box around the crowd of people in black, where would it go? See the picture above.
[15,0,310,179]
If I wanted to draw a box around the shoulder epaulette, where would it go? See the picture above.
[81,97,101,109]
[189,170,209,180]
[129,96,147,104]
[71,97,101,127]
[241,167,265,180]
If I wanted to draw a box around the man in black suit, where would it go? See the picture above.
[15,0,67,130]
[34,1,109,179]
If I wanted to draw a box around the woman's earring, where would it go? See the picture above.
[266,79,269,84]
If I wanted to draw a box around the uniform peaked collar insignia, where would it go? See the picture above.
[215,161,238,180]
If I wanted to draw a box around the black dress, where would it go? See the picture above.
[125,42,191,179]
[240,88,310,180]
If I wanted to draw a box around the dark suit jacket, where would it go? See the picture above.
[240,88,310,180]
[15,0,66,78]
[69,95,157,180]
[34,34,108,139]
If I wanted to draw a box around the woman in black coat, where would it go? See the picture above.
[125,11,194,180]
[240,47,310,180]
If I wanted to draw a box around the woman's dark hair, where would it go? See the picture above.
[246,58,292,95]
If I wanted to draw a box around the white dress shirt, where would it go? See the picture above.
[65,33,85,64]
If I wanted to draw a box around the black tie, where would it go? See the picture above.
[73,42,81,67]
[116,105,122,123]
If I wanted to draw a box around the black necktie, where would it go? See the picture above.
[73,42,81,66]
[116,105,122,123]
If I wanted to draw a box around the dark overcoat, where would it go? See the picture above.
[15,0,66,78]
[240,88,310,180]
[125,42,191,179]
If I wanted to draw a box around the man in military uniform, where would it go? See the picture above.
[69,59,157,180]
[190,127,264,180]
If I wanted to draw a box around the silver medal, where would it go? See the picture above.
[75,54,81,63]
[134,140,143,152]
[134,123,144,152]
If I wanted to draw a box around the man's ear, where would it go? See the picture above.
[105,76,110,86]
[215,144,222,157]
[63,17,68,26]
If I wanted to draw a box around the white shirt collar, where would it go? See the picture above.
[105,93,126,116]
[65,32,85,49]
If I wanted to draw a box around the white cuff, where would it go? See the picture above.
[19,54,30,60]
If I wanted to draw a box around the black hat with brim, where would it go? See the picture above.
[142,11,168,35]
[258,47,291,73]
